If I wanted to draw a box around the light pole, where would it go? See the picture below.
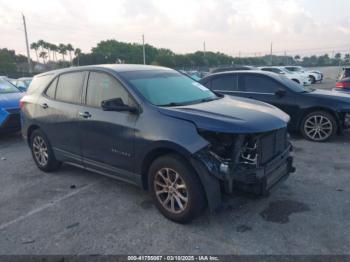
[22,14,32,73]
[142,34,146,65]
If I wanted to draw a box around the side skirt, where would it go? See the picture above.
[54,148,143,188]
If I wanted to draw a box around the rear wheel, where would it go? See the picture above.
[148,154,206,223]
[300,111,337,142]
[30,129,61,172]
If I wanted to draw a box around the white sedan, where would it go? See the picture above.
[259,66,311,86]
[284,66,322,83]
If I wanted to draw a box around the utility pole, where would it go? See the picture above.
[22,14,32,73]
[203,41,206,56]
[142,34,146,65]
[270,42,273,65]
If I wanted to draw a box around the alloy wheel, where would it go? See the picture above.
[154,167,188,214]
[304,115,333,141]
[32,136,49,166]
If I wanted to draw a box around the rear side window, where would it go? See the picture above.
[211,75,237,91]
[45,78,58,99]
[86,71,130,108]
[56,72,85,104]
[27,74,53,94]
[243,75,281,93]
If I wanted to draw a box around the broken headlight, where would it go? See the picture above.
[196,131,259,177]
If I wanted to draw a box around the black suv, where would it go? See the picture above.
[21,65,294,223]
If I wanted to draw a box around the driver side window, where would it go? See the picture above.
[86,71,130,108]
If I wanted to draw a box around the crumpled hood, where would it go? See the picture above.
[158,95,290,133]
[306,89,350,103]
[0,92,23,109]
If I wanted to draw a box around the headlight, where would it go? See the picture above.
[195,131,259,177]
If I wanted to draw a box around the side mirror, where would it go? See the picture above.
[101,98,139,114]
[275,89,286,97]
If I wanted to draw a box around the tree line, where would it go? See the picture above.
[1,38,350,78]
[74,39,350,69]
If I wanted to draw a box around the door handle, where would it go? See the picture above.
[78,111,92,119]
[41,103,48,109]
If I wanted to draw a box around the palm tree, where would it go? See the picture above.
[58,44,67,61]
[294,55,301,63]
[37,39,45,53]
[49,44,58,62]
[66,44,74,64]
[30,42,39,62]
[39,51,48,64]
[42,41,51,61]
[344,53,350,62]
[74,48,82,66]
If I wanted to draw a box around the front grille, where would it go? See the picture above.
[259,128,288,165]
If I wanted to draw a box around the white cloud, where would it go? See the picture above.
[0,0,350,57]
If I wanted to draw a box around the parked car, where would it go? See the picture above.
[13,77,33,92]
[21,65,295,223]
[333,77,350,93]
[259,66,311,86]
[284,66,323,83]
[199,70,350,142]
[0,79,23,133]
[337,67,350,80]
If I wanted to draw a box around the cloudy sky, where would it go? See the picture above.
[1,0,350,57]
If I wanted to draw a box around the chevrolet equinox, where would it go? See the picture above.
[21,65,295,223]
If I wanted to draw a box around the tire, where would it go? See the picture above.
[30,129,61,172]
[300,111,337,142]
[148,154,206,223]
[309,75,316,84]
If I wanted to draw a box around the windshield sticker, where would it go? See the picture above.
[192,82,208,91]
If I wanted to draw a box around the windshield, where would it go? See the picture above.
[120,69,218,106]
[279,75,313,93]
[0,79,20,94]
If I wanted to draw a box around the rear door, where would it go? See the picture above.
[37,71,86,160]
[79,70,138,176]
[209,74,239,95]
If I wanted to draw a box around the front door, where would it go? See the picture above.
[79,71,138,176]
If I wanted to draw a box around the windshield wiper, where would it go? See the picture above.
[159,102,186,107]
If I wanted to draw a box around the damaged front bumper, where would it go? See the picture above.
[191,130,295,211]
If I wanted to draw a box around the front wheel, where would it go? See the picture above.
[300,111,337,142]
[148,154,206,223]
[309,75,316,84]
[30,129,62,172]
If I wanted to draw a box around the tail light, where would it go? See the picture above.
[336,81,350,88]
[19,99,25,109]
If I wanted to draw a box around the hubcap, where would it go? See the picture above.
[154,168,188,214]
[32,136,48,166]
[304,115,333,141]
